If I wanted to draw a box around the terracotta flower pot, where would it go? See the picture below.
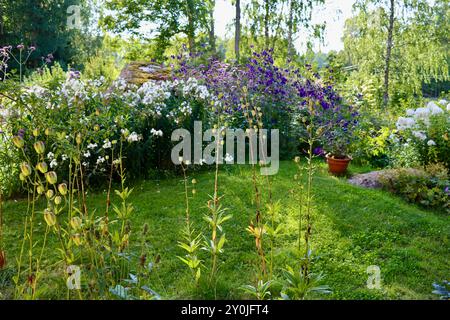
[0,250,5,269]
[326,155,351,175]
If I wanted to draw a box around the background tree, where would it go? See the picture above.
[342,0,449,109]
[0,0,95,70]
[102,0,210,57]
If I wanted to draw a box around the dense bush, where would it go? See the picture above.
[379,164,449,213]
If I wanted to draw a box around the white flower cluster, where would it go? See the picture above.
[396,99,449,146]
[127,132,143,142]
[136,77,211,118]
[151,128,163,137]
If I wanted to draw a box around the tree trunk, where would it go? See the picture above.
[209,0,216,54]
[186,0,196,55]
[383,0,395,108]
[287,0,294,59]
[235,0,241,62]
[264,0,270,48]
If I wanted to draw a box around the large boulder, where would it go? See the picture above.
[118,61,171,86]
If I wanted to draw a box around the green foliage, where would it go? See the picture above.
[342,0,449,109]
[379,165,449,213]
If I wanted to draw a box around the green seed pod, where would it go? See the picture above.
[72,234,82,246]
[43,209,56,227]
[20,162,32,177]
[45,171,57,185]
[37,185,45,195]
[12,136,24,148]
[36,162,48,174]
[70,217,82,230]
[46,189,54,199]
[58,183,68,196]
[54,196,62,205]
[76,133,82,145]
[33,141,45,154]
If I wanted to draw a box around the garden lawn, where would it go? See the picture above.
[1,161,448,299]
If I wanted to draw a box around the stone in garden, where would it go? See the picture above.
[118,61,171,86]
[348,168,425,189]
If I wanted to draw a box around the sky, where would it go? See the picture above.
[214,0,356,53]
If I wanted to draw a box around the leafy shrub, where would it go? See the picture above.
[379,165,449,213]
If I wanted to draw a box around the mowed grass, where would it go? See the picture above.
[0,161,448,299]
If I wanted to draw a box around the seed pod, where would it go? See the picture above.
[43,209,56,227]
[45,171,57,185]
[54,196,62,205]
[12,136,24,148]
[294,156,300,163]
[20,162,32,177]
[76,133,82,145]
[46,189,54,199]
[32,129,39,137]
[19,173,26,181]
[191,179,197,184]
[37,185,45,195]
[44,128,52,136]
[33,141,45,154]
[72,234,82,246]
[70,217,82,230]
[36,162,48,174]
[58,183,68,196]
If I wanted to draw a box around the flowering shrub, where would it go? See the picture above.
[395,100,450,169]
[174,49,351,159]
[1,69,216,193]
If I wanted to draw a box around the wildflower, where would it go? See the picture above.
[427,140,436,146]
[50,159,58,168]
[412,131,427,141]
[33,141,45,154]
[192,179,197,184]
[32,129,39,137]
[47,152,55,160]
[43,209,57,227]
[17,44,24,50]
[58,183,68,196]
[127,132,142,142]
[36,162,48,173]
[96,156,105,165]
[87,143,97,149]
[294,156,301,163]
[224,153,234,163]
[427,101,444,115]
[83,151,91,158]
[45,171,57,184]
[102,140,111,149]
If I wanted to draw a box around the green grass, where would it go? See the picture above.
[0,161,448,299]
